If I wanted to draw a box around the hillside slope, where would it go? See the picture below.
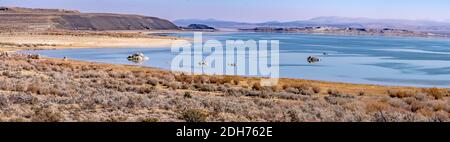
[0,7,179,32]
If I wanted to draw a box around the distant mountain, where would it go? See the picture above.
[174,17,450,32]
[173,19,256,28]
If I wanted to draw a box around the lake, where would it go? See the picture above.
[21,32,450,88]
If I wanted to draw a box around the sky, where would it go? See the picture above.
[1,0,450,23]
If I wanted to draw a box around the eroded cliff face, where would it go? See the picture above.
[56,14,178,30]
[0,7,179,32]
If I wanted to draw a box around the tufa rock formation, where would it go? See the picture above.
[307,56,321,63]
[127,52,149,63]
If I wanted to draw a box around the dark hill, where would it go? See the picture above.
[0,7,179,32]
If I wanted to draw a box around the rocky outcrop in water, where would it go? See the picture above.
[307,56,320,63]
[127,52,149,63]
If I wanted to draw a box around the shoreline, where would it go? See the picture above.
[21,48,450,89]
[0,30,187,51]
[14,54,434,95]
[14,51,447,92]
[0,31,449,122]
[2,30,448,89]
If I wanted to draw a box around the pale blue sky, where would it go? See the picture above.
[1,0,449,22]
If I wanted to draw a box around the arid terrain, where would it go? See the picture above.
[0,7,449,122]
[0,7,178,32]
[0,7,182,51]
[0,53,449,122]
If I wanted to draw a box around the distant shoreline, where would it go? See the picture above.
[238,27,449,39]
[3,28,449,53]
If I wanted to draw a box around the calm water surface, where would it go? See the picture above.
[21,32,450,88]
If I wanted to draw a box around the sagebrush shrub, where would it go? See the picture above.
[387,98,409,110]
[423,88,446,100]
[358,91,365,96]
[180,109,209,122]
[0,95,8,108]
[410,101,425,112]
[31,106,64,122]
[252,82,262,91]
[184,92,192,99]
[277,92,302,100]
[167,82,181,90]
[387,90,416,98]
[195,84,216,92]
[141,118,159,122]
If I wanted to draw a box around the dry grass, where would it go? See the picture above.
[0,53,448,122]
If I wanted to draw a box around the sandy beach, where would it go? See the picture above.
[0,30,185,51]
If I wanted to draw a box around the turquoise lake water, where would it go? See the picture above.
[21,32,450,88]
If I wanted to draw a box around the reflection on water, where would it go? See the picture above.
[21,32,450,88]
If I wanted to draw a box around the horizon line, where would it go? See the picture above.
[173,17,450,24]
[2,6,450,24]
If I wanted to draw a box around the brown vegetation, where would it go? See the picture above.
[0,53,449,122]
